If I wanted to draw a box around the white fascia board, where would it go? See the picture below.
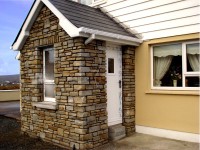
[12,0,43,51]
[42,0,79,37]
[78,27,142,46]
[12,0,79,51]
[15,52,21,60]
[12,31,30,50]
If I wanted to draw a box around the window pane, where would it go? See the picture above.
[153,56,182,87]
[154,44,182,57]
[45,84,55,98]
[153,44,182,87]
[108,58,114,73]
[187,43,200,72]
[45,50,54,80]
[185,77,200,87]
[79,0,92,5]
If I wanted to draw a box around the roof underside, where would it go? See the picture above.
[49,0,135,37]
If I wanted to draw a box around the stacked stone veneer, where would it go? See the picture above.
[122,46,135,135]
[20,6,108,149]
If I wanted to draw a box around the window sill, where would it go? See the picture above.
[146,90,200,96]
[32,101,58,110]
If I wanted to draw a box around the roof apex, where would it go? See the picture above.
[12,0,142,51]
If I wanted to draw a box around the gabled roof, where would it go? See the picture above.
[11,0,142,51]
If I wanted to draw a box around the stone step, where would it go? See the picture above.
[108,124,126,141]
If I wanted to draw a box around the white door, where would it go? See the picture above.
[106,44,122,126]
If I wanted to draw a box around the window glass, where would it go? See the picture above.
[108,58,114,73]
[79,0,92,5]
[186,43,200,72]
[153,44,182,87]
[43,48,55,101]
[45,84,55,98]
[45,50,54,80]
[152,42,200,89]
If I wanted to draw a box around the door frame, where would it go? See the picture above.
[106,42,123,126]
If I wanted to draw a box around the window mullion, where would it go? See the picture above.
[182,43,186,87]
[151,46,154,89]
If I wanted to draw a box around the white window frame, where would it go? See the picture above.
[43,47,55,102]
[76,0,106,6]
[151,41,200,91]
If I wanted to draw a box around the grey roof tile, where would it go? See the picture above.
[49,0,135,37]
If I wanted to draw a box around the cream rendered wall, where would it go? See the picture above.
[0,90,20,101]
[135,33,199,134]
[77,0,200,134]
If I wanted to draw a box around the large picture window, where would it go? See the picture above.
[43,47,55,101]
[152,41,199,90]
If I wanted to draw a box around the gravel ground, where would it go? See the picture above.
[0,115,66,150]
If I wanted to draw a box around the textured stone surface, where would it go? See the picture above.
[20,5,136,150]
[122,46,136,135]
[20,6,107,150]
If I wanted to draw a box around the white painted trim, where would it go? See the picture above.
[85,34,95,45]
[136,125,200,143]
[11,0,141,51]
[78,27,142,46]
[12,0,43,50]
[12,0,79,51]
[15,52,21,60]
[32,101,57,110]
[151,40,200,90]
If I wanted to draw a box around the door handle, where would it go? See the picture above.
[119,80,121,88]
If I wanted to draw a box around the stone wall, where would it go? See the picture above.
[20,6,107,149]
[122,46,135,135]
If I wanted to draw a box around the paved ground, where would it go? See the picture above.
[97,133,199,150]
[0,101,199,150]
[0,101,20,120]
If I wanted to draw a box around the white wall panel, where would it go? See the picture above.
[116,0,198,22]
[132,16,200,34]
[102,0,151,12]
[99,0,200,40]
[126,7,200,28]
[141,24,200,40]
[108,0,184,17]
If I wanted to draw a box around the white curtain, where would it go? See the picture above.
[154,56,173,86]
[188,54,200,71]
[154,44,182,57]
[153,44,182,86]
[187,43,200,71]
